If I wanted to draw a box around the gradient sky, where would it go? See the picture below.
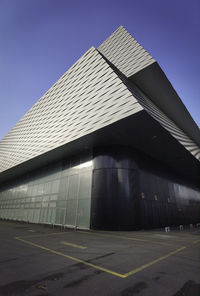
[0,0,199,140]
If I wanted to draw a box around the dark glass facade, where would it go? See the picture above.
[1,27,200,231]
[0,146,199,230]
[90,146,200,230]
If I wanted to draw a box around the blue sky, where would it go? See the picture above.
[0,0,199,140]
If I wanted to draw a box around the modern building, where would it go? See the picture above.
[0,26,200,230]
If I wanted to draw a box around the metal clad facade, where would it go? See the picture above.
[98,26,155,77]
[0,26,200,230]
[0,47,143,173]
[129,85,200,161]
[98,26,200,163]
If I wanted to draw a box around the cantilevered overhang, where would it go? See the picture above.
[0,109,199,186]
[1,26,199,187]
[129,62,200,147]
[98,26,200,148]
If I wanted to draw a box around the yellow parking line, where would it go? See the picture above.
[19,232,69,239]
[78,231,148,242]
[123,246,186,277]
[61,241,87,249]
[15,236,186,278]
[15,237,124,278]
[78,230,173,246]
[192,239,200,244]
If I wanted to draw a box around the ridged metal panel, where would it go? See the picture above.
[130,85,200,161]
[0,47,143,173]
[98,26,155,77]
[98,26,200,162]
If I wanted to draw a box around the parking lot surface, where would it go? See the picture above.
[0,221,199,296]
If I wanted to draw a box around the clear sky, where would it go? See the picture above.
[0,0,199,140]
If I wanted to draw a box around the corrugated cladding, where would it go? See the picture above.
[0,26,199,176]
[98,26,200,162]
[98,26,155,77]
[0,47,143,173]
[130,85,200,161]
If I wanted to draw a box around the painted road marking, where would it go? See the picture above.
[19,232,69,239]
[192,239,200,244]
[77,230,174,246]
[15,236,186,278]
[18,229,197,246]
[61,241,87,249]
[123,246,186,277]
[15,236,123,278]
[77,230,148,242]
[99,231,200,244]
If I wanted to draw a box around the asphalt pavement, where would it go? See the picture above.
[0,220,199,296]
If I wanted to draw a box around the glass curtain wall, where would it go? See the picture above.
[0,154,93,229]
[139,170,200,228]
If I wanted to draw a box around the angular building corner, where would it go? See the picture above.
[0,26,199,230]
